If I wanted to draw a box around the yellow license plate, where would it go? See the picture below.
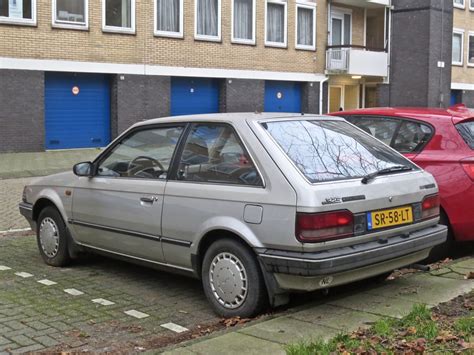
[367,206,413,230]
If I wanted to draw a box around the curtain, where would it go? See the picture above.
[234,0,252,40]
[157,0,180,32]
[266,3,284,43]
[297,7,313,46]
[453,34,461,62]
[197,0,218,37]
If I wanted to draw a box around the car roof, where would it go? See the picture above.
[133,112,345,127]
[333,105,474,124]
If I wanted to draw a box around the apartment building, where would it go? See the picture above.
[0,0,328,152]
[451,0,474,105]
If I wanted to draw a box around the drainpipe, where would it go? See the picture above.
[319,77,329,115]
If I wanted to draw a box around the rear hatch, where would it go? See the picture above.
[257,117,439,251]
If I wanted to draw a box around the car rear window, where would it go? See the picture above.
[456,121,474,149]
[263,120,417,183]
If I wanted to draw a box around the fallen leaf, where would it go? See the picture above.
[465,271,474,280]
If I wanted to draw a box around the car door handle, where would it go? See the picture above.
[140,197,157,204]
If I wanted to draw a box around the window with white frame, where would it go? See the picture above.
[54,0,88,27]
[0,0,36,25]
[468,33,474,65]
[330,8,351,46]
[103,0,134,33]
[155,0,183,37]
[195,0,221,40]
[232,0,255,44]
[265,0,287,47]
[454,0,465,9]
[296,2,316,50]
[453,30,464,65]
[470,0,474,10]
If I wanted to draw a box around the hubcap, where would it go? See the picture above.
[39,217,59,258]
[209,252,248,309]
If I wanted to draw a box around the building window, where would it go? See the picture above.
[53,0,88,29]
[155,0,183,37]
[195,0,221,41]
[0,0,36,25]
[330,8,352,46]
[453,30,464,66]
[265,0,287,48]
[470,0,474,10]
[232,0,255,44]
[102,0,134,33]
[468,33,474,66]
[295,2,316,50]
[454,0,465,9]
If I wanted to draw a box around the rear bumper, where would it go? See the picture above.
[258,224,447,289]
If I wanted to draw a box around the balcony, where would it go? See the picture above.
[332,0,389,8]
[326,45,388,77]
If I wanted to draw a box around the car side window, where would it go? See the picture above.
[345,116,400,146]
[97,126,184,179]
[177,123,263,186]
[392,121,433,153]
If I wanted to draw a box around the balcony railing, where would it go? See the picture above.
[326,45,388,77]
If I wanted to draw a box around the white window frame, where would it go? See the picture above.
[0,0,37,26]
[264,0,287,48]
[453,28,464,66]
[295,1,316,51]
[52,0,89,30]
[102,0,135,34]
[194,0,222,42]
[231,0,256,45]
[470,0,474,10]
[453,0,465,9]
[330,7,352,46]
[467,31,474,67]
[154,0,184,38]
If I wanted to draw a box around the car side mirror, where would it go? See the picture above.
[73,161,94,177]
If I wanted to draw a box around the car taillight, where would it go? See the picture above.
[421,194,440,219]
[461,162,474,181]
[296,210,354,243]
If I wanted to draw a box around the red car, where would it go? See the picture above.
[332,105,474,245]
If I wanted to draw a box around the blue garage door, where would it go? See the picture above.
[264,81,302,113]
[45,73,110,150]
[171,77,219,116]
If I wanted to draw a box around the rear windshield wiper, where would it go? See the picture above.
[361,165,413,184]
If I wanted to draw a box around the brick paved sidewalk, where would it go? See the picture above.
[163,258,474,355]
[0,234,219,353]
[0,149,100,180]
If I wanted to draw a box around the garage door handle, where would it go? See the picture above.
[140,197,156,204]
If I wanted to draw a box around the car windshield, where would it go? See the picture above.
[263,119,417,183]
[456,121,474,149]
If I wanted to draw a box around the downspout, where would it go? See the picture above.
[319,77,329,115]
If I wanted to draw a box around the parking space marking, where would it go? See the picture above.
[92,298,115,306]
[0,227,32,234]
[0,265,12,271]
[64,288,84,296]
[124,310,149,319]
[15,271,34,278]
[37,279,57,286]
[160,322,189,333]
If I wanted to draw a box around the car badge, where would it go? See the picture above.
[388,196,393,202]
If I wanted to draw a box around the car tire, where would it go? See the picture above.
[37,206,71,267]
[201,238,268,318]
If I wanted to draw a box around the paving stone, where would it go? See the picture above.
[289,303,380,332]
[161,348,196,355]
[14,272,33,278]
[0,337,9,346]
[8,335,36,347]
[37,279,57,286]
[187,332,285,355]
[161,323,189,333]
[63,288,84,296]
[10,343,45,354]
[328,292,416,318]
[33,335,59,347]
[239,316,339,345]
[453,258,474,270]
[124,310,150,319]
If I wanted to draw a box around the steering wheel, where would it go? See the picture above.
[127,156,164,178]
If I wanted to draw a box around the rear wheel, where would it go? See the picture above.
[37,206,71,267]
[201,238,267,318]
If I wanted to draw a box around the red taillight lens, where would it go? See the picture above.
[461,163,474,181]
[421,194,440,219]
[296,210,354,243]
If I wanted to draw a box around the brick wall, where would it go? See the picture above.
[452,3,474,84]
[0,0,327,74]
[0,70,44,152]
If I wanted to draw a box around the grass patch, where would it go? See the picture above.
[286,292,474,354]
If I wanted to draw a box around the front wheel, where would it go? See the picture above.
[201,238,268,318]
[37,206,71,267]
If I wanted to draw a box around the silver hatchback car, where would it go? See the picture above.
[20,113,447,317]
